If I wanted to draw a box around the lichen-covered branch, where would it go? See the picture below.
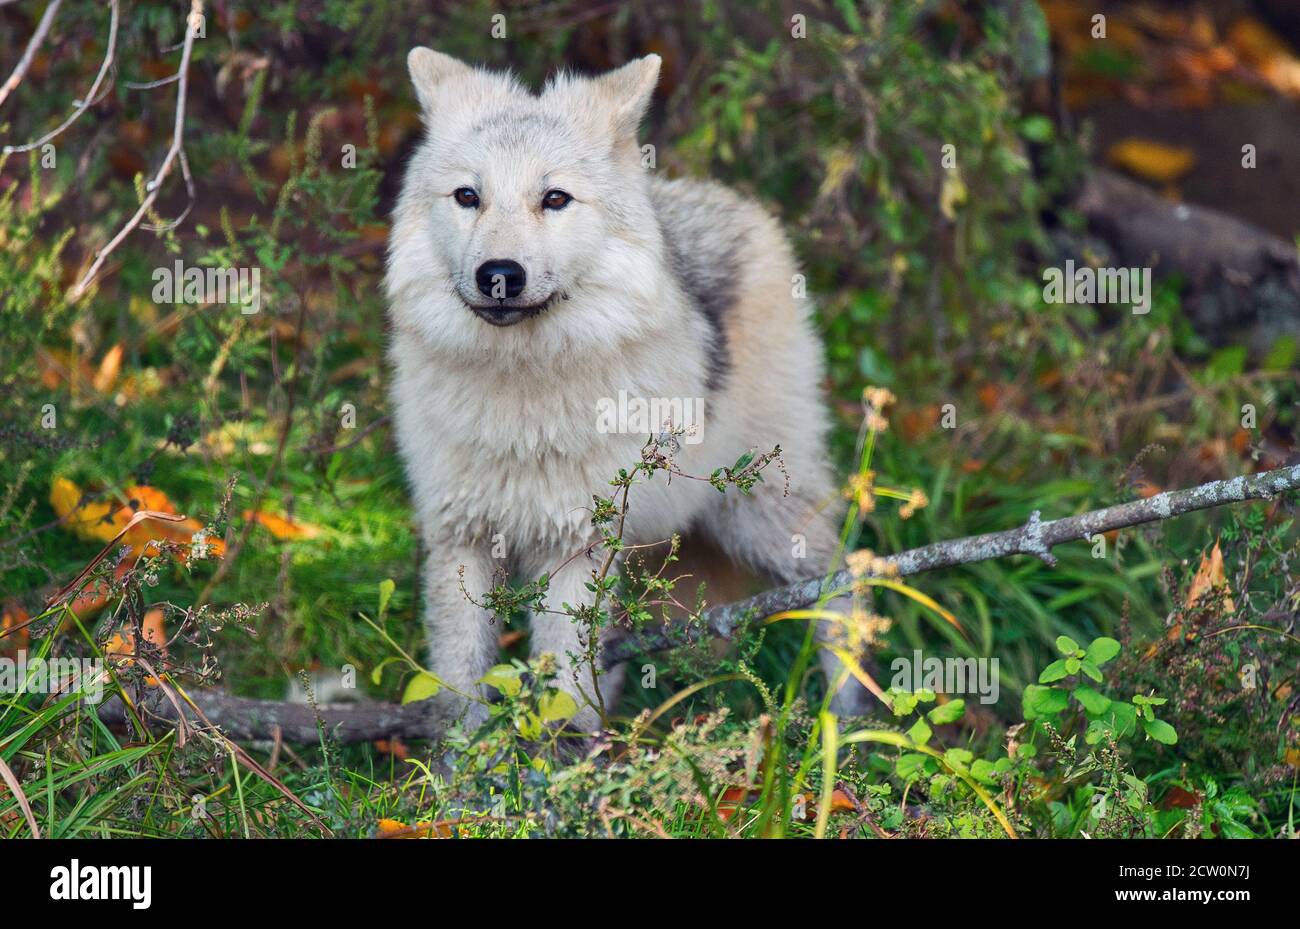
[96,464,1300,742]
[604,464,1300,664]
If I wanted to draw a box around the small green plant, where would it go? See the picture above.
[1024,634,1177,747]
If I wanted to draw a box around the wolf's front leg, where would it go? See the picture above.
[528,557,625,734]
[420,542,501,734]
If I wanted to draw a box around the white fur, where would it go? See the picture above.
[387,49,868,732]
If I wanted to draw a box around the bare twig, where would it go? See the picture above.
[90,464,1300,743]
[3,0,118,155]
[0,0,63,110]
[68,0,202,300]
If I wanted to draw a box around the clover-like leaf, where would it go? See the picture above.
[1023,684,1069,719]
[927,699,966,725]
[1056,635,1080,655]
[895,753,932,780]
[1084,636,1121,666]
[907,718,933,746]
[943,747,974,770]
[1073,685,1111,715]
[1142,718,1178,745]
[1039,659,1070,683]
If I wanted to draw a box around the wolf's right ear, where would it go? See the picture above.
[590,55,661,142]
[408,47,472,112]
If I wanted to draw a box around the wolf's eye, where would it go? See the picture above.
[541,189,572,211]
[453,187,480,208]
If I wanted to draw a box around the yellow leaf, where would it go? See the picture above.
[49,478,119,542]
[1107,139,1195,184]
[401,671,441,704]
[539,689,578,724]
[480,664,522,696]
[818,146,856,199]
[939,167,967,220]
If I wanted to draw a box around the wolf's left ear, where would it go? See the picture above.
[592,54,661,140]
[408,47,472,112]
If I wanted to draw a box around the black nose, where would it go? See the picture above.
[475,259,526,299]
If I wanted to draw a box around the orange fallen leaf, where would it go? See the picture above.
[829,788,856,813]
[242,509,321,540]
[1184,540,1234,612]
[1107,139,1195,184]
[497,630,526,649]
[373,739,409,759]
[1132,479,1163,498]
[104,607,167,684]
[1,601,30,658]
[376,818,452,839]
[1146,540,1235,659]
[50,478,224,559]
[92,343,124,394]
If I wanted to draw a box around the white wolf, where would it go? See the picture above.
[386,49,869,732]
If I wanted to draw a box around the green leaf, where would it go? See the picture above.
[927,699,966,725]
[890,690,919,717]
[1064,656,1081,674]
[1087,701,1138,744]
[401,671,441,704]
[1084,637,1121,666]
[538,689,578,724]
[1055,635,1080,655]
[907,718,933,746]
[1038,659,1070,683]
[1073,686,1111,715]
[1142,718,1178,745]
[480,664,522,697]
[1023,684,1069,719]
[1109,701,1138,736]
[1262,335,1296,371]
[1019,115,1055,143]
[1080,660,1103,682]
[895,753,932,780]
[943,747,974,769]
[516,712,542,741]
[377,578,395,619]
[970,759,998,785]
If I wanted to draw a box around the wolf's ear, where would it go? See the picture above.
[591,54,661,140]
[408,47,472,112]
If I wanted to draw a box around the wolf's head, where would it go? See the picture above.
[388,49,664,346]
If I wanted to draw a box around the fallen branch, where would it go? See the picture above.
[1071,168,1300,358]
[95,463,1300,742]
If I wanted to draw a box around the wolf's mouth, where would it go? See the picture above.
[465,294,558,327]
